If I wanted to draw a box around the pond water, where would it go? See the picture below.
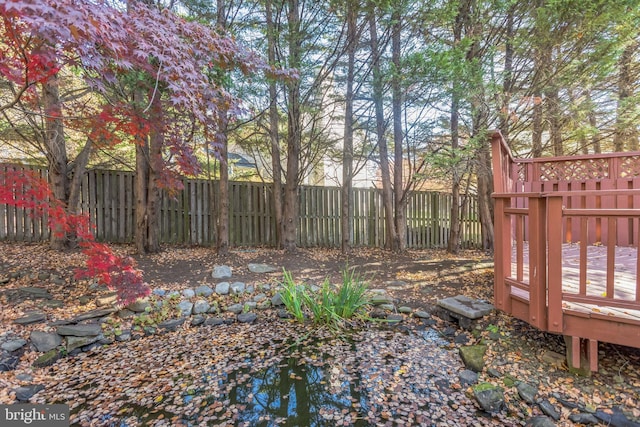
[58,324,475,426]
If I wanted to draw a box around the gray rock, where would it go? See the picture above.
[538,400,560,421]
[226,303,243,315]
[37,272,51,280]
[277,309,291,319]
[195,285,214,297]
[193,300,210,314]
[257,301,271,310]
[238,313,257,323]
[96,293,118,307]
[182,288,195,298]
[541,350,565,368]
[126,299,150,313]
[74,308,116,322]
[167,291,180,299]
[473,384,504,413]
[459,369,479,386]
[66,335,101,352]
[0,353,20,371]
[370,308,387,319]
[191,315,206,326]
[14,384,45,401]
[177,301,194,317]
[398,306,412,314]
[248,263,278,273]
[207,302,219,314]
[152,289,166,297]
[244,301,257,311]
[115,331,131,342]
[212,265,232,279]
[246,284,255,294]
[13,311,46,325]
[486,367,501,378]
[30,331,62,352]
[215,282,230,295]
[525,416,556,427]
[158,318,186,332]
[253,293,267,302]
[19,287,52,300]
[31,351,61,369]
[386,314,404,323]
[40,299,64,308]
[2,339,27,352]
[594,406,637,427]
[454,333,470,345]
[437,295,494,319]
[15,373,33,381]
[204,317,225,326]
[458,345,487,373]
[370,294,394,305]
[379,303,395,311]
[517,382,538,404]
[271,293,284,306]
[568,413,599,425]
[56,324,102,337]
[117,309,135,319]
[230,282,246,295]
[78,296,92,305]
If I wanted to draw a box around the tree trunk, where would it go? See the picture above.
[341,0,356,254]
[368,5,397,251]
[266,0,283,249]
[614,41,639,152]
[283,0,301,253]
[42,76,69,250]
[216,116,230,256]
[391,4,406,252]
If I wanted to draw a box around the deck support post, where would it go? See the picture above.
[547,196,564,333]
[528,196,547,329]
[564,335,597,375]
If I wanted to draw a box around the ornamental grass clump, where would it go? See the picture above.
[280,268,371,330]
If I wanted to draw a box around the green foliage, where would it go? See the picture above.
[280,268,371,330]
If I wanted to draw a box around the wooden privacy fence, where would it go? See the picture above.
[0,164,482,248]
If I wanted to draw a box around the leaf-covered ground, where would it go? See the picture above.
[0,242,639,426]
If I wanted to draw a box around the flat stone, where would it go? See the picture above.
[414,310,431,319]
[66,335,101,352]
[37,272,51,280]
[230,282,246,295]
[56,324,102,337]
[569,413,599,425]
[177,301,194,317]
[257,301,271,310]
[226,303,243,315]
[18,287,52,299]
[277,309,291,319]
[437,295,494,319]
[2,339,27,352]
[127,299,150,313]
[30,331,62,353]
[525,416,556,427]
[244,301,257,311]
[379,303,395,311]
[204,317,225,326]
[248,263,278,273]
[191,315,206,326]
[215,282,230,295]
[14,384,45,401]
[158,318,186,332]
[0,353,20,371]
[253,293,267,302]
[193,300,210,314]
[78,296,92,305]
[195,285,214,297]
[14,311,46,325]
[473,384,504,413]
[370,294,394,305]
[182,289,195,298]
[15,373,33,381]
[152,289,166,297]
[538,399,560,421]
[398,306,412,314]
[237,313,257,323]
[212,265,232,279]
[207,302,219,314]
[73,308,116,322]
[517,382,538,404]
[541,350,565,368]
[40,299,64,308]
[386,314,404,323]
[117,309,135,319]
[594,406,638,427]
[115,331,131,342]
[459,369,479,386]
[96,293,118,307]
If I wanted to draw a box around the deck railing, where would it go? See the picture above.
[491,131,640,370]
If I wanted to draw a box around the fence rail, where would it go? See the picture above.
[0,164,481,248]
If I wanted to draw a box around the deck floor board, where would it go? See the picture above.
[510,243,640,323]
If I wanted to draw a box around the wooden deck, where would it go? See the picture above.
[491,131,640,372]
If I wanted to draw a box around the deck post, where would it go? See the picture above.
[547,196,564,333]
[528,196,547,329]
[493,196,512,313]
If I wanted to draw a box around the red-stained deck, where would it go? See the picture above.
[491,131,640,371]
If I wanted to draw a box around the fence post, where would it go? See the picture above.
[493,195,512,313]
[528,195,547,330]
